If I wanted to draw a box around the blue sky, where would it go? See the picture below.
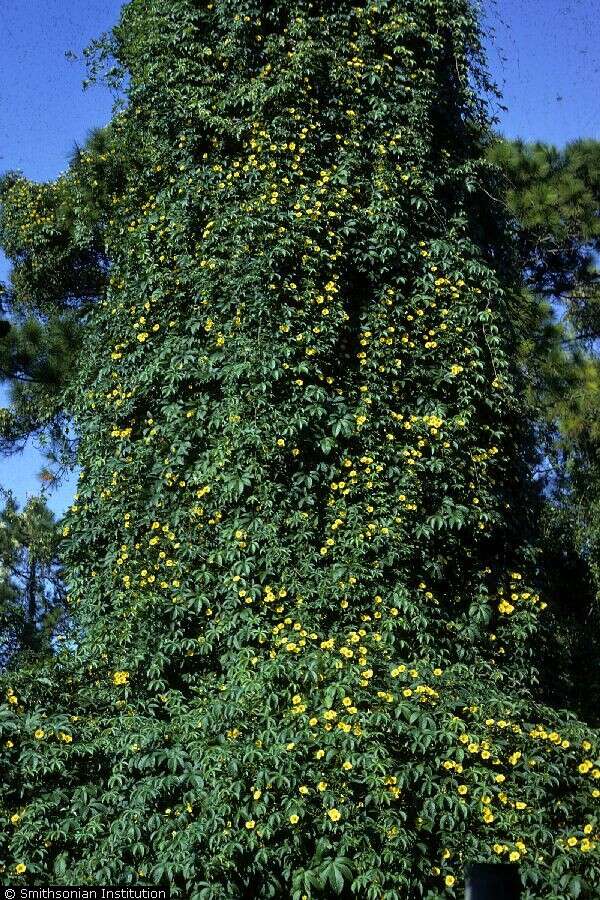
[0,0,598,516]
[483,0,600,145]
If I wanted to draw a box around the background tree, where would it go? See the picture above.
[485,138,600,721]
[486,138,600,304]
[0,492,67,670]
[0,125,123,470]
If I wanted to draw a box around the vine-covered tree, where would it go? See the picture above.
[0,1,598,898]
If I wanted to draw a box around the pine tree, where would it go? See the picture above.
[0,493,66,669]
[0,126,122,467]
[486,138,600,304]
[0,2,598,897]
[486,138,600,689]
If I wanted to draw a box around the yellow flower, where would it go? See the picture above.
[445,875,455,887]
[113,671,129,685]
[15,863,27,874]
[34,729,45,740]
[457,785,468,795]
[299,786,309,795]
[509,851,520,862]
[342,761,353,771]
[10,813,20,824]
[253,790,261,800]
[289,814,299,824]
[327,808,341,822]
[567,836,577,847]
[245,820,256,830]
[317,781,327,791]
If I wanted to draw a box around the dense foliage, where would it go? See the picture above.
[0,1,598,898]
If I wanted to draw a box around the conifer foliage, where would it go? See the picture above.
[0,1,598,897]
[0,494,66,668]
[0,125,121,462]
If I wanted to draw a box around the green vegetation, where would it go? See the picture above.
[0,493,66,669]
[0,1,598,897]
